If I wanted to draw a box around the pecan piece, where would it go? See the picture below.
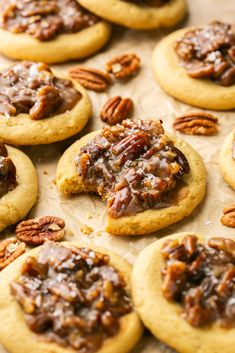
[106,54,140,79]
[208,237,235,257]
[112,132,150,164]
[0,141,7,157]
[16,216,66,245]
[29,85,62,120]
[221,205,235,228]
[69,66,112,92]
[100,96,134,125]
[173,112,219,136]
[0,238,26,270]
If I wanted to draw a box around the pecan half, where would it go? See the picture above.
[106,54,140,79]
[173,112,219,136]
[16,216,66,245]
[69,66,112,92]
[0,238,26,270]
[100,96,134,125]
[221,205,235,228]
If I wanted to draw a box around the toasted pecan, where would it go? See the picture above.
[173,112,219,136]
[16,216,66,245]
[69,66,112,92]
[106,54,140,79]
[100,96,134,125]
[221,205,235,228]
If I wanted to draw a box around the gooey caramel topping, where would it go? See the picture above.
[11,242,132,353]
[76,119,190,218]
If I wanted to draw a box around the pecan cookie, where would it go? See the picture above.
[219,130,235,190]
[56,119,206,236]
[0,0,111,63]
[77,0,187,30]
[132,232,235,353]
[0,62,91,145]
[0,142,38,232]
[0,240,143,353]
[152,21,235,110]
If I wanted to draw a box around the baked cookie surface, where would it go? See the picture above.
[77,0,187,29]
[0,144,38,232]
[0,241,143,353]
[219,130,235,190]
[0,62,91,146]
[56,119,206,236]
[132,232,235,353]
[0,0,111,63]
[152,22,235,110]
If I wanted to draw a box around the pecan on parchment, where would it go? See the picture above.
[173,112,219,136]
[69,66,112,92]
[100,96,134,125]
[16,216,66,245]
[0,238,26,270]
[221,205,235,228]
[106,54,140,79]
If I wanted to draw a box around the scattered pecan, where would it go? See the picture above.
[221,205,235,228]
[106,54,140,79]
[173,112,219,136]
[0,238,26,270]
[100,96,134,125]
[16,216,66,245]
[69,66,112,92]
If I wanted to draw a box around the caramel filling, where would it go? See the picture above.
[0,61,81,120]
[76,119,190,218]
[162,235,235,328]
[175,21,235,86]
[11,242,132,353]
[0,0,99,41]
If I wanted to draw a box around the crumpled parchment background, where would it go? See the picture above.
[1,0,235,352]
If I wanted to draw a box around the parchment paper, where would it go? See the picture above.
[1,0,235,351]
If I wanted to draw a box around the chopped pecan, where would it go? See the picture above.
[0,155,17,198]
[100,96,134,125]
[162,235,235,328]
[216,267,235,297]
[173,112,219,136]
[162,260,187,300]
[69,66,112,92]
[0,141,7,157]
[182,234,198,256]
[16,216,66,245]
[175,22,235,86]
[0,238,26,270]
[221,205,235,228]
[29,85,62,120]
[106,54,141,79]
[208,237,235,257]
